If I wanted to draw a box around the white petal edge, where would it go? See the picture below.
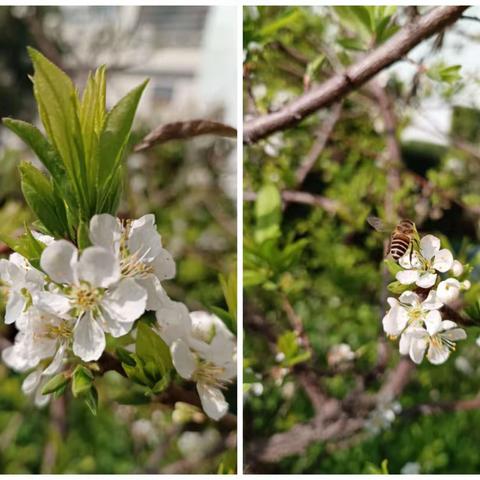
[40,240,78,284]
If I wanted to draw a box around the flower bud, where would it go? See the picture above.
[436,278,461,304]
[452,260,464,277]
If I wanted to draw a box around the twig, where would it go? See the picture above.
[243,6,468,143]
[244,190,340,214]
[295,103,342,186]
[134,119,237,152]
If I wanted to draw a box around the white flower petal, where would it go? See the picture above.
[102,278,147,323]
[423,290,443,310]
[31,231,54,246]
[416,272,437,289]
[76,247,120,288]
[425,310,442,336]
[40,240,78,284]
[452,260,464,277]
[399,291,419,306]
[128,214,163,262]
[197,383,228,421]
[135,275,170,311]
[89,214,122,254]
[73,312,106,361]
[409,337,427,364]
[396,270,419,285]
[42,343,66,376]
[436,279,460,305]
[34,291,71,318]
[5,290,26,325]
[155,301,192,346]
[441,320,457,330]
[100,309,134,337]
[433,249,454,273]
[151,249,176,281]
[420,235,441,261]
[427,343,450,365]
[171,339,196,379]
[2,343,29,372]
[22,370,41,395]
[399,332,412,355]
[443,328,467,341]
[382,305,408,336]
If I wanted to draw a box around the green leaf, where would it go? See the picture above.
[136,322,173,374]
[28,48,88,212]
[427,64,462,84]
[71,365,94,398]
[219,270,237,325]
[255,183,281,244]
[2,119,69,190]
[77,221,92,250]
[384,258,402,276]
[19,162,68,237]
[259,8,303,37]
[287,350,312,367]
[277,331,299,359]
[116,346,136,367]
[305,54,325,82]
[387,280,411,294]
[348,6,374,33]
[84,386,98,415]
[41,373,69,395]
[96,80,148,209]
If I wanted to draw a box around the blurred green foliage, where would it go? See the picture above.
[244,6,480,474]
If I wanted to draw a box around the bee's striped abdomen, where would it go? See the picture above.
[389,233,411,260]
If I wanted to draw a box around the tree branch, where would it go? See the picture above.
[243,6,468,143]
[244,190,340,214]
[134,119,236,151]
[295,102,342,186]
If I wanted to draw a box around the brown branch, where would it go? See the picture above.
[248,415,364,465]
[244,190,340,214]
[403,396,480,417]
[295,102,342,186]
[134,119,237,151]
[243,6,468,143]
[377,357,415,403]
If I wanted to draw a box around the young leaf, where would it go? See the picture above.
[255,183,281,244]
[84,386,99,416]
[219,270,237,325]
[71,365,94,398]
[19,162,68,237]
[28,48,88,210]
[41,373,69,395]
[95,80,148,204]
[135,322,173,375]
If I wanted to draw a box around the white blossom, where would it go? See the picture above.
[36,240,147,362]
[400,317,466,365]
[2,306,70,373]
[382,290,442,338]
[0,253,44,327]
[156,306,236,421]
[327,343,355,366]
[89,214,175,311]
[396,235,453,288]
[451,259,464,277]
[436,278,461,304]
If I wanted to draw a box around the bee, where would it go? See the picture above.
[367,216,418,261]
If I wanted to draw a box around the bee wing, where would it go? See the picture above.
[367,216,389,232]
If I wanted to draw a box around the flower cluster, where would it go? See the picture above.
[1,214,236,419]
[382,234,469,365]
[156,304,236,420]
